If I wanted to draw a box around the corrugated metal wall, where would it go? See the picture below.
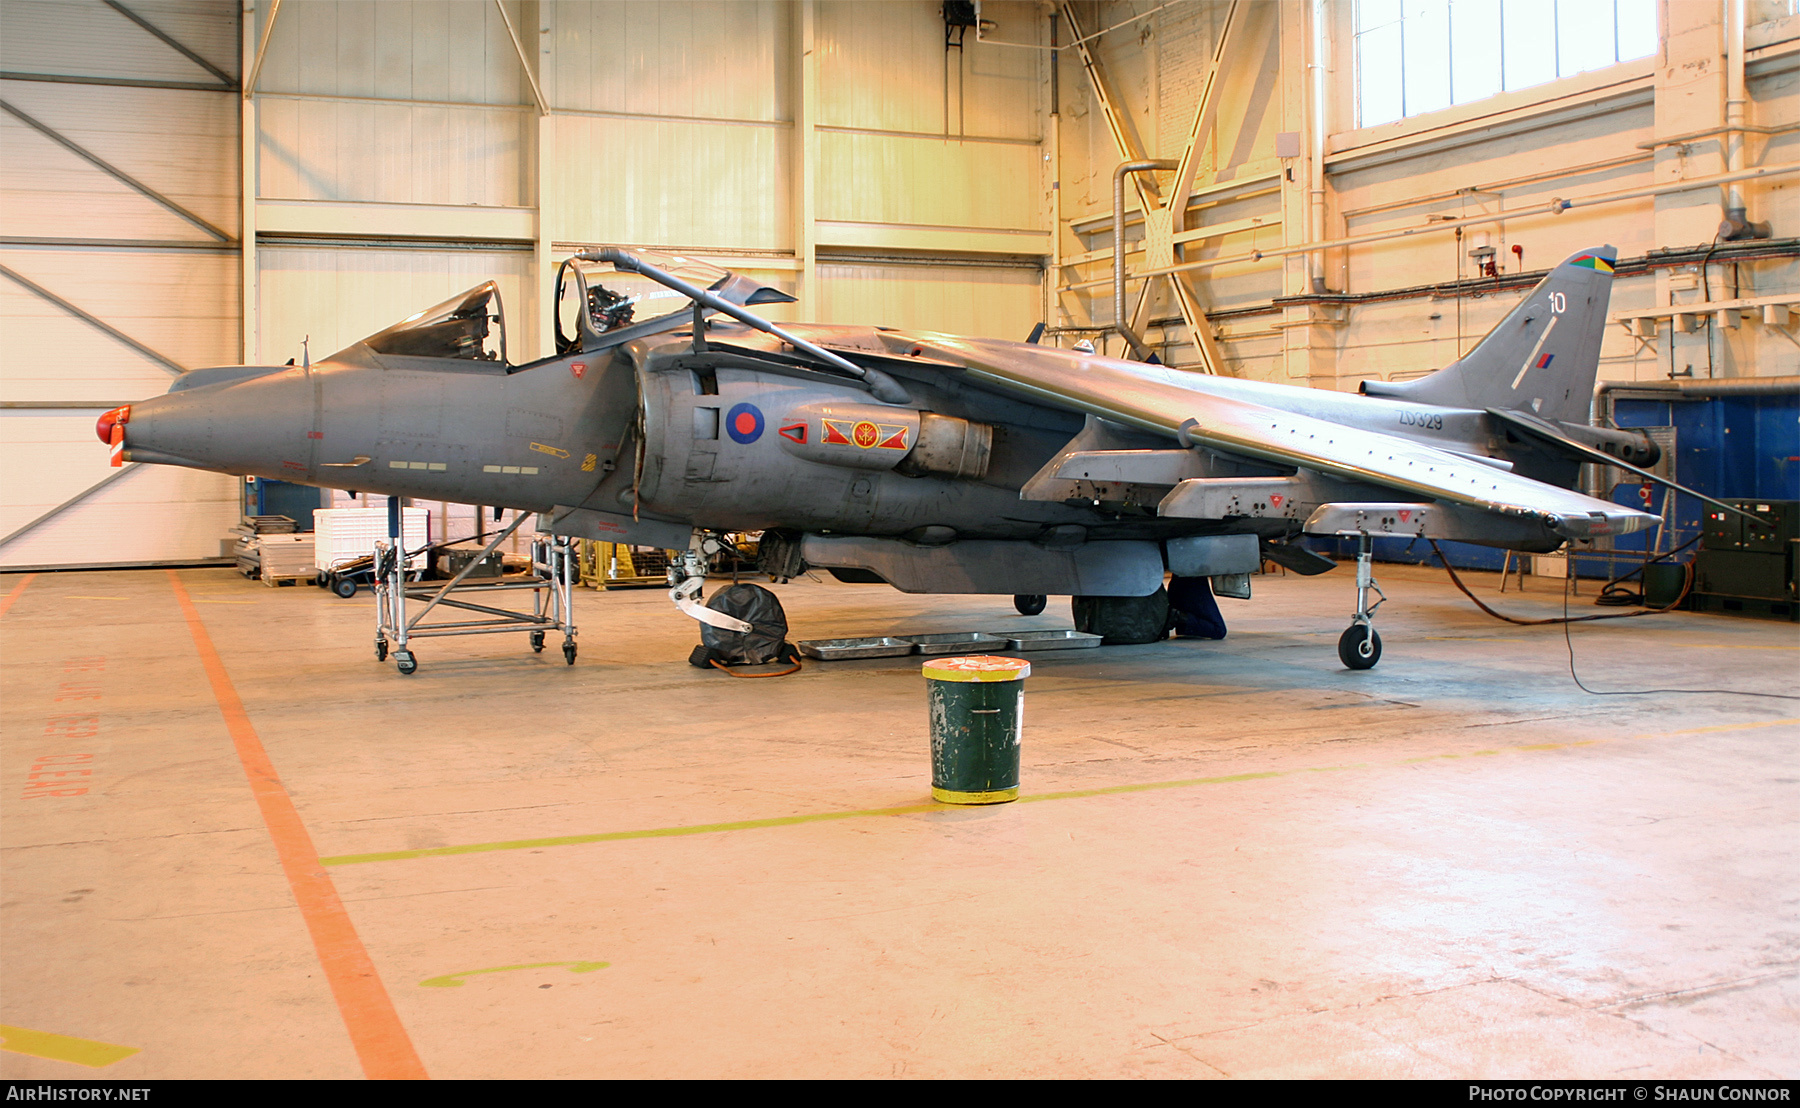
[1,0,242,569]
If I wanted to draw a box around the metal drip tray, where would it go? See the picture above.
[900,632,1013,655]
[1004,629,1103,651]
[797,636,918,660]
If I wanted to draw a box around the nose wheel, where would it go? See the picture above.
[1338,624,1381,669]
[1340,533,1387,670]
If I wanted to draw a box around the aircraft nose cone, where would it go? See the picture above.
[95,406,128,444]
[123,367,315,478]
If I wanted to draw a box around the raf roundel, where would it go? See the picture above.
[726,402,764,445]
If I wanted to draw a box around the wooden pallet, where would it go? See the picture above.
[262,572,317,588]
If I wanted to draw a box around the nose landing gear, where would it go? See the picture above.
[1338,533,1386,670]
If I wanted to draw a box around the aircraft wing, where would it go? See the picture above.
[879,334,1655,541]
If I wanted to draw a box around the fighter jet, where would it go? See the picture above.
[101,244,1672,669]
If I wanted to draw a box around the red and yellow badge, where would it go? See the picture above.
[822,418,910,450]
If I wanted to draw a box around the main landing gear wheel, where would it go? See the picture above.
[333,576,357,599]
[395,650,418,675]
[375,637,388,662]
[1338,624,1381,670]
[530,630,545,653]
[1013,594,1047,616]
[562,640,577,665]
[1072,588,1171,645]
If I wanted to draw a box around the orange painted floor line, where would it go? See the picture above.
[166,570,427,1080]
[1,573,37,617]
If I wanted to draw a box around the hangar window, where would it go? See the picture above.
[1355,0,1657,127]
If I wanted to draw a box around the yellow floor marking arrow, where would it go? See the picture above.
[0,1025,140,1068]
[420,960,609,987]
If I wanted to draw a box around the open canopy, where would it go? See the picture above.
[555,250,795,356]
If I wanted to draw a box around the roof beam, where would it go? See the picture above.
[243,0,283,99]
[101,0,236,89]
[0,263,188,376]
[0,464,147,551]
[0,97,234,242]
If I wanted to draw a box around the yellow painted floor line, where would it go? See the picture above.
[420,961,609,988]
[0,1024,139,1068]
[321,718,1799,869]
[1644,718,1800,737]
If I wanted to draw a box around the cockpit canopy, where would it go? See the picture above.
[362,282,507,364]
[342,250,795,372]
[555,250,794,356]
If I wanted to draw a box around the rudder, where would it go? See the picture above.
[1361,245,1617,425]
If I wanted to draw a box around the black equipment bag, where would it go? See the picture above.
[691,583,798,667]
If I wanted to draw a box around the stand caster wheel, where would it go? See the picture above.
[562,640,577,665]
[530,631,545,653]
[333,576,357,599]
[395,650,418,675]
[1013,594,1047,616]
[375,638,388,662]
[1338,624,1381,670]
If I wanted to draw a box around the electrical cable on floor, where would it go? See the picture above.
[1428,538,1696,626]
[1428,539,1800,700]
[709,657,802,679]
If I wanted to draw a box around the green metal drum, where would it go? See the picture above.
[923,655,1030,804]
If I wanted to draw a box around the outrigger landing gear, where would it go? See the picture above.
[1338,532,1386,670]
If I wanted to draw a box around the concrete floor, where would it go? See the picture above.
[1,561,1796,1079]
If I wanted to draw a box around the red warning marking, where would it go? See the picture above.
[1268,494,1284,508]
[570,362,587,380]
[876,425,909,450]
[1398,510,1413,522]
[779,423,807,444]
[822,420,853,445]
[307,431,323,440]
[852,421,880,449]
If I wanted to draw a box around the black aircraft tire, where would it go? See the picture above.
[1338,624,1381,670]
[1072,589,1171,645]
[1013,594,1048,616]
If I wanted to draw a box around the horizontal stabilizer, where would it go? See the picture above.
[1486,407,1760,524]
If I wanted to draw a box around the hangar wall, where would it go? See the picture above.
[1048,0,1799,394]
[1,0,243,569]
[2,0,1793,570]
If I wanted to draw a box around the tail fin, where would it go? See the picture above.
[1361,245,1616,425]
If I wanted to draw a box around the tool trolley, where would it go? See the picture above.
[372,506,579,675]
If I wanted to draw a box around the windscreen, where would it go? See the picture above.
[363,282,506,363]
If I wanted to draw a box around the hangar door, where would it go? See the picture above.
[0,0,242,570]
